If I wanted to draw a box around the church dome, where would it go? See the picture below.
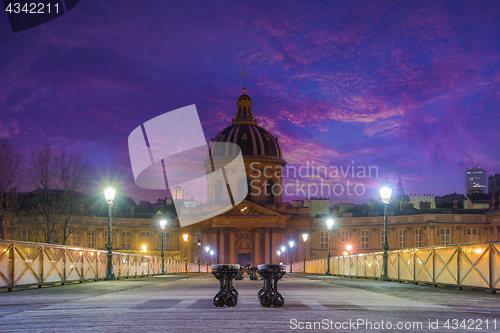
[210,89,283,159]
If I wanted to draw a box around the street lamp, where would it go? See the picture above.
[277,250,281,264]
[160,219,167,275]
[346,244,352,254]
[205,246,210,273]
[197,240,201,273]
[289,240,294,273]
[326,218,334,275]
[210,250,214,266]
[380,186,392,281]
[104,187,115,280]
[302,233,308,274]
[183,233,188,273]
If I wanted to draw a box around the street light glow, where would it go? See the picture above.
[210,250,214,256]
[159,219,167,229]
[326,218,334,229]
[277,250,281,256]
[205,246,210,253]
[281,246,286,252]
[183,234,188,242]
[302,233,308,242]
[346,244,352,251]
[141,244,147,253]
[104,187,116,201]
[289,240,294,248]
[380,186,392,204]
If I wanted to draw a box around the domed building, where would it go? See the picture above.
[206,88,286,206]
[180,89,318,267]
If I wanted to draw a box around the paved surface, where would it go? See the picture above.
[0,274,499,332]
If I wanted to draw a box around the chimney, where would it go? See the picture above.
[453,200,458,214]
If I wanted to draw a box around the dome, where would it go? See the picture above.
[209,89,283,159]
[213,123,282,158]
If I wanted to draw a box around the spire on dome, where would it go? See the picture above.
[234,63,256,124]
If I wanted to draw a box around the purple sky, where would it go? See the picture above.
[1,0,499,204]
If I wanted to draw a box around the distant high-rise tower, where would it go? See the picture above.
[466,167,487,193]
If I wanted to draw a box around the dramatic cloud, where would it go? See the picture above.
[1,0,499,203]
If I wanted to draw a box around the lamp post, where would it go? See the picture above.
[210,250,214,266]
[183,233,188,273]
[104,187,115,281]
[289,240,294,273]
[205,246,210,273]
[380,186,392,281]
[326,218,334,275]
[281,246,286,264]
[197,241,201,273]
[302,233,308,274]
[160,219,167,275]
[277,250,281,264]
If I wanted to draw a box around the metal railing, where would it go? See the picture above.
[0,240,187,290]
[290,242,500,291]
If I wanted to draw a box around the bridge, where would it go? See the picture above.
[1,240,499,332]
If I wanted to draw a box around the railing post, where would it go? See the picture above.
[457,245,462,290]
[489,243,496,294]
[9,243,14,291]
[39,245,44,288]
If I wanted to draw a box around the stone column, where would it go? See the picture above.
[229,229,235,264]
[264,228,270,264]
[219,227,225,264]
[254,229,260,265]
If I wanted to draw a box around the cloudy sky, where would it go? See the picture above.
[1,0,499,204]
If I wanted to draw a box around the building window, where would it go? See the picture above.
[398,229,406,248]
[164,232,170,249]
[320,230,327,249]
[340,230,350,244]
[122,231,131,249]
[21,229,31,242]
[466,228,477,243]
[415,228,422,248]
[440,228,451,245]
[380,230,385,248]
[88,230,95,248]
[103,230,108,246]
[72,230,80,247]
[361,230,369,249]
[141,231,150,245]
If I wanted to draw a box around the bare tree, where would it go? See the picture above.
[0,139,23,239]
[26,145,91,244]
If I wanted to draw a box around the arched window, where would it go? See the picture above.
[266,179,275,204]
[214,179,223,205]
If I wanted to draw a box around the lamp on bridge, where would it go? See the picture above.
[183,233,188,273]
[326,218,334,275]
[380,186,392,281]
[197,240,201,273]
[277,250,282,264]
[280,246,286,264]
[289,240,294,273]
[210,250,214,265]
[104,187,116,281]
[302,233,308,273]
[205,246,210,273]
[160,219,167,275]
[346,244,352,254]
